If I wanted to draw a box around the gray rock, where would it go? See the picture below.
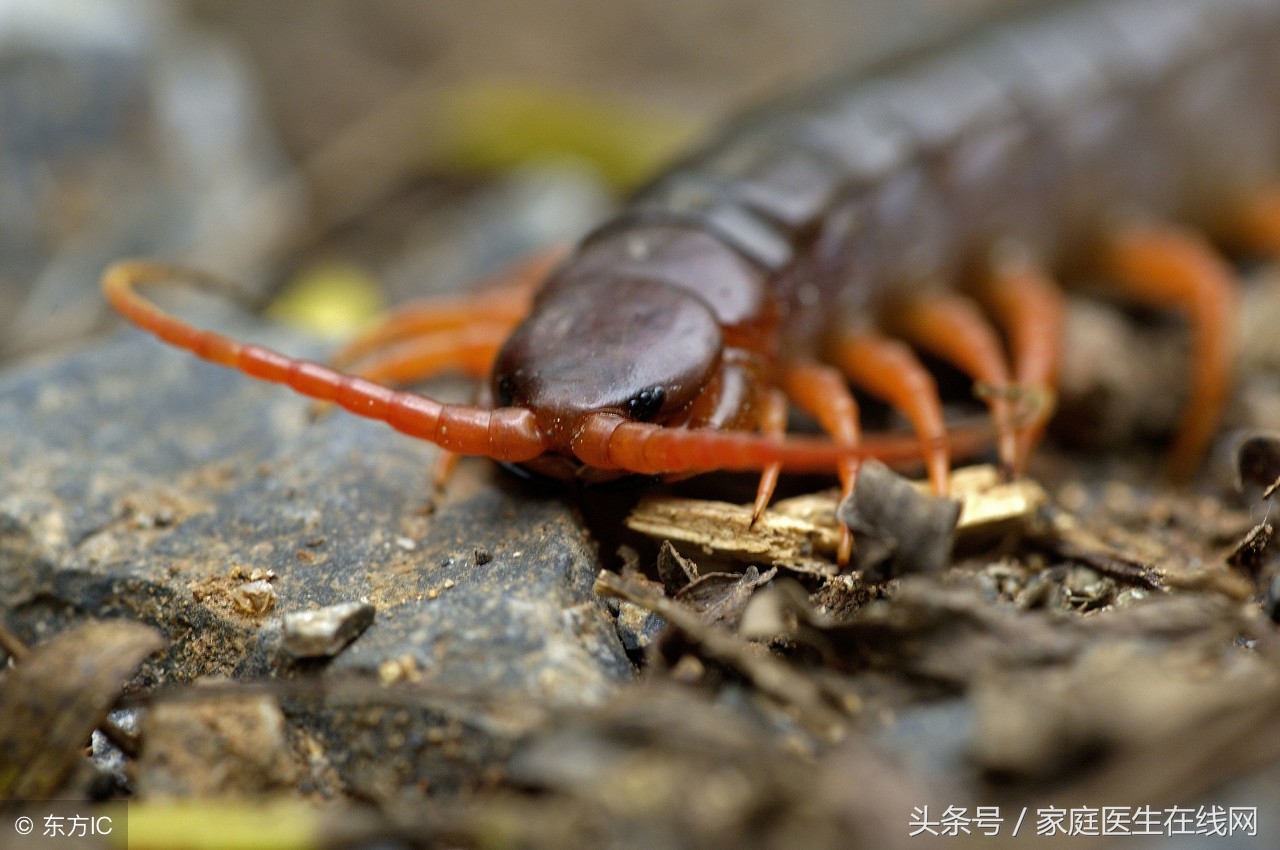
[0,327,633,792]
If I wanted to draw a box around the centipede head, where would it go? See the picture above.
[490,276,744,482]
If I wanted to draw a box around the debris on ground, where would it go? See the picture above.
[0,620,164,799]
[836,459,961,580]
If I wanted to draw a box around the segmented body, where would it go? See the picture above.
[635,0,1280,278]
[491,0,1279,476]
[638,0,1280,300]
[105,0,1280,502]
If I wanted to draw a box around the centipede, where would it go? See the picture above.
[104,0,1280,563]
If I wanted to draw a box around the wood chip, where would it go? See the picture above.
[625,495,839,574]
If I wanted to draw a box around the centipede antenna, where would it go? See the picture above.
[574,411,999,477]
[101,260,547,463]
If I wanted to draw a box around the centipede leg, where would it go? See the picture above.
[1102,224,1239,477]
[780,361,861,563]
[749,388,788,528]
[889,292,1018,477]
[341,324,510,385]
[332,246,562,367]
[828,330,950,496]
[979,253,1065,475]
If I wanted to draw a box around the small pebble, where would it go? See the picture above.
[233,580,276,615]
[282,601,376,658]
[377,654,420,685]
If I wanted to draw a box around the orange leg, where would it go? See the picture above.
[1230,186,1280,255]
[312,321,506,419]
[341,323,510,386]
[889,292,1017,477]
[333,293,526,368]
[332,246,561,367]
[781,361,861,564]
[1102,224,1239,478]
[828,330,950,496]
[980,253,1066,475]
[750,388,789,528]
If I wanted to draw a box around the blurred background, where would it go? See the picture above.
[0,0,1020,366]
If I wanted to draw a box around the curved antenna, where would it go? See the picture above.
[572,411,1004,476]
[101,261,547,463]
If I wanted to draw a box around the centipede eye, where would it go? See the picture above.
[496,375,517,408]
[626,386,666,421]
